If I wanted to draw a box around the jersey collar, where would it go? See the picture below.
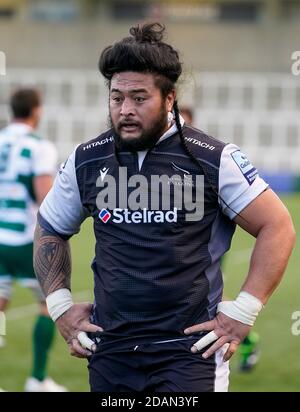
[6,122,33,135]
[156,114,185,145]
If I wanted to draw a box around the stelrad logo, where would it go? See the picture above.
[99,209,111,223]
[99,208,178,224]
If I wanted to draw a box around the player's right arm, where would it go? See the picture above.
[32,140,58,205]
[34,222,71,296]
[33,150,102,358]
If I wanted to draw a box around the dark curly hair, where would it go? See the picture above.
[98,22,182,97]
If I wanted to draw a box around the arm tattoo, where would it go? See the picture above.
[33,222,71,296]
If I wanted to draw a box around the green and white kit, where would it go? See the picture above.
[0,123,57,298]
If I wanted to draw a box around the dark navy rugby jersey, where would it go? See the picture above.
[39,119,268,341]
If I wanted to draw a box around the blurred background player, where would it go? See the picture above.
[0,88,67,392]
[179,106,194,127]
[180,106,261,373]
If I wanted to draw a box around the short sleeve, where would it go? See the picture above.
[32,140,58,176]
[39,149,89,236]
[219,143,269,219]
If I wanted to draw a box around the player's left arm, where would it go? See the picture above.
[234,188,295,304]
[185,189,295,361]
[184,143,296,360]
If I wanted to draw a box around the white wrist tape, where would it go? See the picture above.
[217,291,263,326]
[46,288,74,322]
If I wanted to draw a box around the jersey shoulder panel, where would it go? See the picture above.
[183,125,227,168]
[75,129,115,170]
[20,133,44,152]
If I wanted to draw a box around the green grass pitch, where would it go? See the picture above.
[0,194,299,392]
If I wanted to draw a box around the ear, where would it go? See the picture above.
[32,106,42,119]
[31,106,42,127]
[165,90,176,112]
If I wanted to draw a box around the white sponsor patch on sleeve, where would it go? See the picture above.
[230,150,258,185]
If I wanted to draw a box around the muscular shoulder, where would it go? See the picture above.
[75,129,115,169]
[183,125,227,168]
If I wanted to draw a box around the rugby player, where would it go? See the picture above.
[0,88,66,392]
[34,23,295,392]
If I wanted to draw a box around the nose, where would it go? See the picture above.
[120,98,135,117]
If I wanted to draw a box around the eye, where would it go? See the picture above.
[134,97,146,103]
[111,96,122,103]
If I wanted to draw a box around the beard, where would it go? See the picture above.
[110,105,169,152]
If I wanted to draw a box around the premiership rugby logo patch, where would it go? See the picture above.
[231,150,258,185]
